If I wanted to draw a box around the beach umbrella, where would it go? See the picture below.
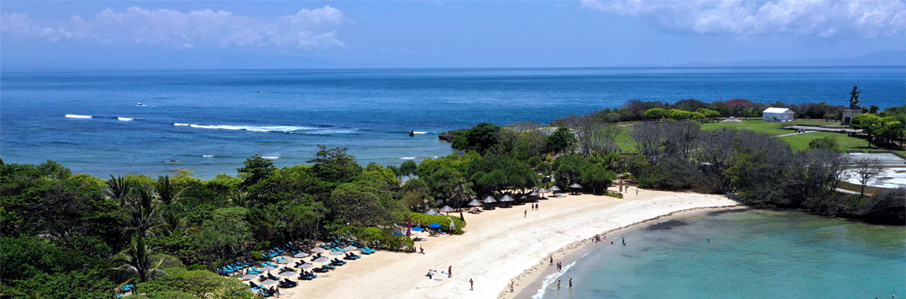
[412,226,425,232]
[294,252,310,258]
[439,205,454,213]
[313,256,329,263]
[277,258,292,264]
[311,247,326,253]
[393,231,405,236]
[425,208,439,216]
[329,250,344,255]
[299,263,316,269]
[467,199,482,207]
[428,222,441,228]
[343,245,358,251]
[499,195,514,202]
[539,188,549,194]
[482,196,497,204]
[549,186,561,192]
[260,266,277,272]
[241,274,257,281]
[569,183,582,189]
[529,191,539,197]
[260,279,279,286]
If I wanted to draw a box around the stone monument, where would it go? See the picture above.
[841,85,863,125]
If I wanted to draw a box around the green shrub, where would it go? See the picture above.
[409,212,466,234]
[603,190,623,198]
[341,226,414,252]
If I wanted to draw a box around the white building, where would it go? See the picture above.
[762,107,794,122]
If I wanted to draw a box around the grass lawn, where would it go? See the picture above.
[614,127,637,153]
[781,132,871,152]
[700,119,841,136]
[613,119,904,155]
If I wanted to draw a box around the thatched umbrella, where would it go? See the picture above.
[467,199,482,207]
[425,208,439,216]
[482,196,497,204]
[439,205,455,215]
[499,195,514,202]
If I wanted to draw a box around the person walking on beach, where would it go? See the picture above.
[524,210,527,218]
[622,238,626,246]
[470,278,474,290]
[635,187,639,196]
[448,266,452,278]
[557,280,561,289]
[569,278,572,288]
[549,255,553,266]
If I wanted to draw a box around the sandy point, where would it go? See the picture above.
[250,187,740,299]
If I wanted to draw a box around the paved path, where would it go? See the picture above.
[776,131,817,138]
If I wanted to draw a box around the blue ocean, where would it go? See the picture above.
[535,209,906,299]
[2,67,904,179]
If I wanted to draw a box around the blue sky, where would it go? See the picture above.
[2,1,904,70]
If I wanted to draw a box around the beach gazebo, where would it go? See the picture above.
[439,205,455,215]
[568,183,582,195]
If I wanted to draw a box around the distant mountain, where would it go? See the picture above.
[677,50,905,67]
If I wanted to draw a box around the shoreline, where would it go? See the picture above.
[259,187,740,299]
[503,205,748,299]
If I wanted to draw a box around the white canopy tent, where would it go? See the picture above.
[762,107,794,122]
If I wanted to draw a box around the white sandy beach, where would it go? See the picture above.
[259,187,739,299]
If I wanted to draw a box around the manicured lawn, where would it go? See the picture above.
[779,132,906,155]
[700,119,842,136]
[614,126,637,153]
[780,132,869,151]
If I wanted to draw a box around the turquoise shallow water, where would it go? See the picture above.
[539,210,905,299]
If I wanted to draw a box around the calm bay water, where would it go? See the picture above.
[2,67,903,179]
[537,209,906,299]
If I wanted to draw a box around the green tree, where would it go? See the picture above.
[452,123,501,153]
[113,234,165,282]
[309,145,363,183]
[580,164,615,195]
[644,108,668,120]
[106,175,133,207]
[668,109,692,120]
[808,136,841,152]
[545,127,575,155]
[154,175,184,205]
[399,160,418,180]
[194,207,252,260]
[237,155,275,190]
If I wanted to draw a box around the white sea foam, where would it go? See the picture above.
[172,122,351,134]
[412,131,429,134]
[202,155,214,158]
[400,157,416,160]
[262,156,279,160]
[532,254,586,299]
[65,114,92,119]
[117,117,134,121]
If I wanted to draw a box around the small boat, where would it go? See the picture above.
[137,102,145,106]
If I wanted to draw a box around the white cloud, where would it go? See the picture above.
[0,6,346,49]
[581,0,906,38]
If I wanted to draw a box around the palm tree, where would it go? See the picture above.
[157,210,191,237]
[154,175,184,205]
[113,235,165,282]
[123,186,161,237]
[106,175,132,207]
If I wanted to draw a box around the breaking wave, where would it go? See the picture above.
[65,114,92,119]
[172,122,356,135]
